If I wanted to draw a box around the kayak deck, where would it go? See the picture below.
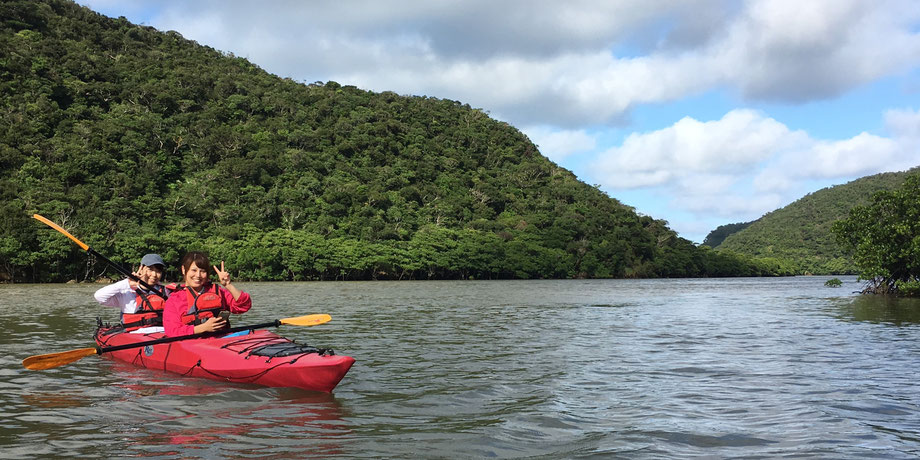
[94,327,354,393]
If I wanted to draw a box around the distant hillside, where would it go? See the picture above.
[715,168,919,274]
[702,221,754,248]
[0,0,773,281]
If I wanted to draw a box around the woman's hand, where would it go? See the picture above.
[214,261,244,301]
[214,261,232,287]
[129,266,162,290]
[193,316,227,334]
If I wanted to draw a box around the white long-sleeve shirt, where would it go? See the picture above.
[94,279,140,314]
[94,279,166,333]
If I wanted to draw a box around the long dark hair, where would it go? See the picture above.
[180,251,211,276]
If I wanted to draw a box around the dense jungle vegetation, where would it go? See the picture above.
[833,173,920,296]
[0,0,780,282]
[710,169,918,275]
[702,221,754,248]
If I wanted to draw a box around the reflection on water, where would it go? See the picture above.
[120,387,349,459]
[2,278,920,458]
[104,360,233,397]
[832,295,920,325]
[19,391,90,410]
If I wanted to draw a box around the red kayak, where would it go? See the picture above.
[94,327,355,393]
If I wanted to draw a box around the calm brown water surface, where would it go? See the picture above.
[2,277,919,458]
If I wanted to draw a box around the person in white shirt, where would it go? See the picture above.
[94,253,170,333]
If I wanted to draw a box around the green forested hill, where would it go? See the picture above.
[712,168,919,274]
[702,221,755,248]
[0,0,770,282]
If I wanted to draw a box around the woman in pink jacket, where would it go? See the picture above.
[163,251,252,336]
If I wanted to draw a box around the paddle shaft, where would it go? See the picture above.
[97,320,282,354]
[87,246,167,298]
[24,314,329,370]
[32,214,167,299]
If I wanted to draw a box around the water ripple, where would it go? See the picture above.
[2,278,920,458]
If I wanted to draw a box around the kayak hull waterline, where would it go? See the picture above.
[94,327,355,393]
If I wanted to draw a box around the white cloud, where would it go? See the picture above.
[757,109,920,182]
[752,170,794,194]
[673,191,784,218]
[885,108,920,139]
[797,133,901,178]
[78,0,920,126]
[521,127,596,163]
[593,109,802,189]
[74,0,920,242]
[722,0,920,101]
[591,108,920,222]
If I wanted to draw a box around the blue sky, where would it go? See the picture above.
[77,0,920,243]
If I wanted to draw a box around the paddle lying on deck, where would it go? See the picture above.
[32,214,167,299]
[22,313,332,370]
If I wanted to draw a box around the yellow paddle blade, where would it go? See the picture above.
[279,314,332,327]
[33,214,89,251]
[22,348,99,370]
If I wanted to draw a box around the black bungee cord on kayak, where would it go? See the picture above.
[181,358,308,383]
[103,335,336,384]
[219,336,335,359]
[174,335,336,382]
[96,319,335,358]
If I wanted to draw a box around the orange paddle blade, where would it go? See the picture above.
[279,314,331,327]
[22,347,99,370]
[32,214,89,251]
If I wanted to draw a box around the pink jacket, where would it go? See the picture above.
[163,283,252,336]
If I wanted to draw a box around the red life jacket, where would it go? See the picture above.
[180,283,228,325]
[121,283,176,332]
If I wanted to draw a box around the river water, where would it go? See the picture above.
[1,277,919,459]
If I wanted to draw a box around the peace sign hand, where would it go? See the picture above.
[213,261,232,287]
